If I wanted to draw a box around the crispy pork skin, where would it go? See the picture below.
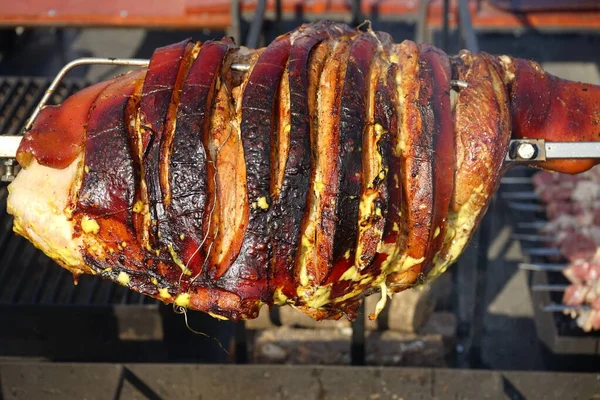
[8,21,600,321]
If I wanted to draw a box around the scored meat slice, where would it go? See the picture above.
[8,21,600,321]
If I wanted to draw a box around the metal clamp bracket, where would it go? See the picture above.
[506,139,600,162]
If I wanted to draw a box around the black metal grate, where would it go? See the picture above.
[0,76,157,307]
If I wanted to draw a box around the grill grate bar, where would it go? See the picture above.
[0,237,27,295]
[0,80,21,129]
[0,80,33,135]
[31,257,53,304]
[7,244,39,302]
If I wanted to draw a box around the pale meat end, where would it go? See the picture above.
[7,156,89,274]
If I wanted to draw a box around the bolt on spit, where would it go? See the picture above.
[1,159,16,182]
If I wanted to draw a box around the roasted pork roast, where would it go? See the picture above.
[7,21,600,321]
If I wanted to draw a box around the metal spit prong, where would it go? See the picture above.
[231,63,251,72]
[450,79,468,89]
[518,262,568,272]
[543,304,591,312]
[511,233,553,242]
[507,202,545,212]
[531,284,569,292]
[500,177,533,185]
[501,192,538,200]
[517,221,547,230]
[24,57,149,132]
[523,248,562,256]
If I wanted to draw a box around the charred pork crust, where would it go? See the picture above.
[140,40,194,246]
[214,33,291,305]
[332,33,378,266]
[164,41,232,280]
[76,70,145,227]
[269,22,355,299]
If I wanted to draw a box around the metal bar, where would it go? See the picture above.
[416,0,431,44]
[501,192,538,200]
[24,57,149,132]
[11,80,46,136]
[246,0,267,49]
[441,0,450,51]
[531,284,569,292]
[523,248,563,257]
[543,304,590,312]
[0,80,20,126]
[517,221,547,229]
[351,302,366,365]
[458,0,479,52]
[31,257,53,304]
[500,177,534,185]
[511,233,553,242]
[507,202,545,212]
[0,81,32,134]
[351,0,362,26]
[546,142,600,159]
[7,246,38,302]
[468,197,494,368]
[86,277,102,304]
[230,0,241,45]
[47,268,68,304]
[0,136,22,158]
[519,262,568,272]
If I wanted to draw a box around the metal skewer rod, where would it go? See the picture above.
[531,284,569,292]
[507,202,545,212]
[500,177,534,185]
[511,233,553,242]
[501,192,538,200]
[517,221,548,230]
[543,304,590,312]
[523,248,563,257]
[518,262,568,272]
[24,57,149,132]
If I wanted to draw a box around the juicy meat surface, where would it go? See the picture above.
[8,21,600,321]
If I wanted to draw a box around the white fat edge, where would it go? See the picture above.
[372,281,388,319]
[7,156,88,271]
[427,183,487,282]
[497,55,515,82]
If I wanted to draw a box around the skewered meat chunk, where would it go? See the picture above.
[7,21,600,321]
